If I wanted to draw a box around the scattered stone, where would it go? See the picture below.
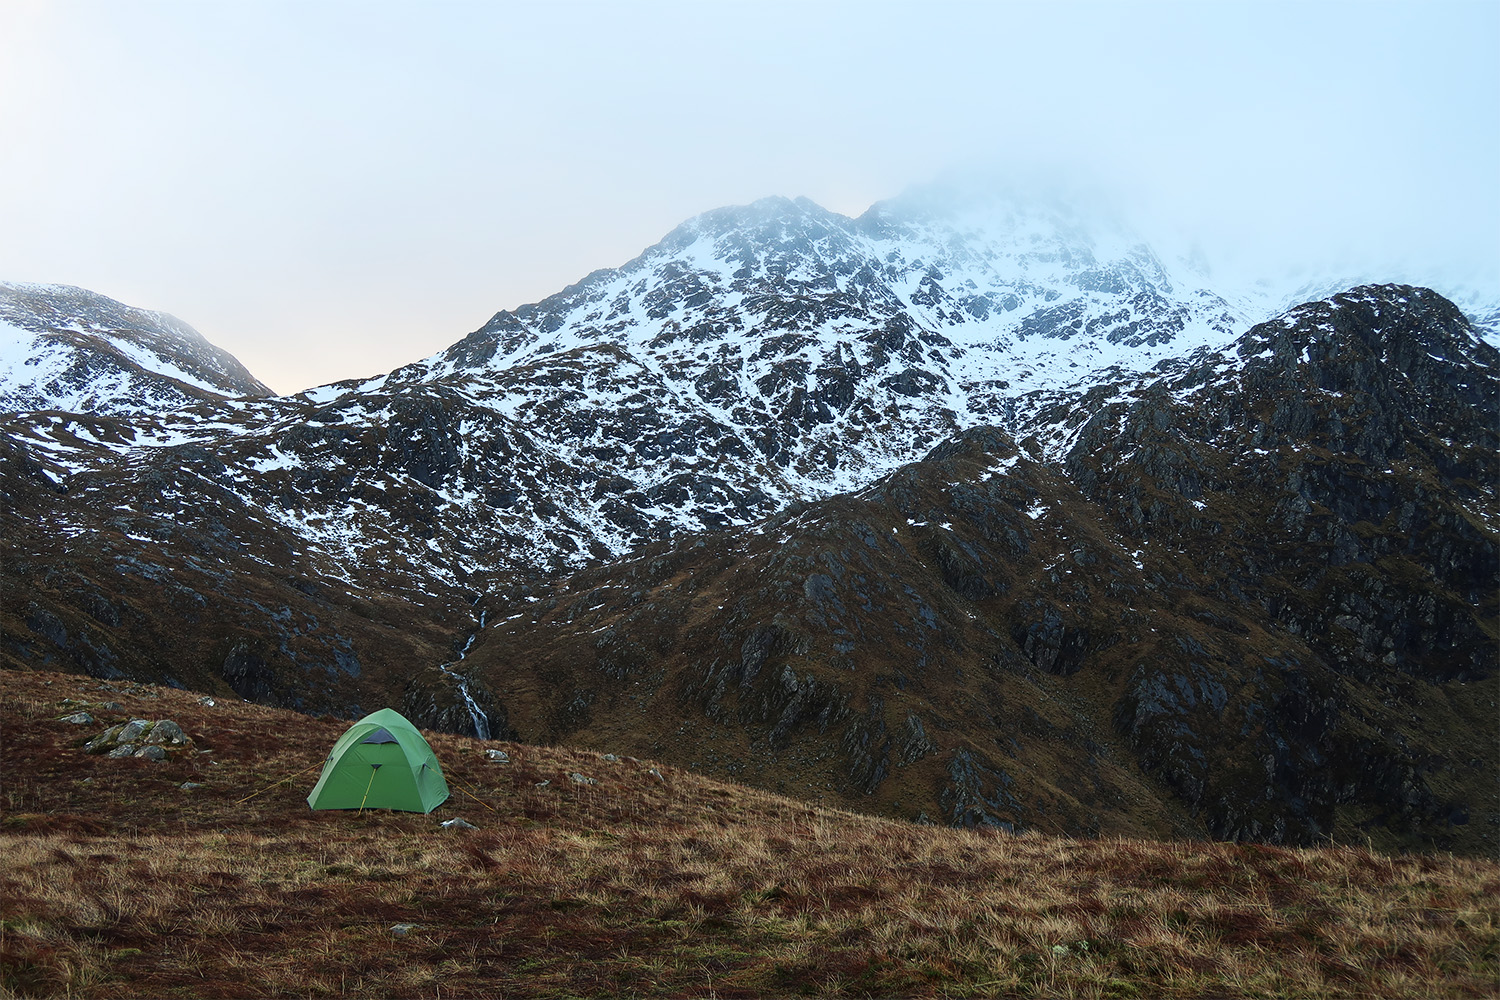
[133,746,168,762]
[180,782,204,790]
[647,768,665,783]
[569,772,597,785]
[105,745,137,759]
[198,696,216,707]
[59,712,95,725]
[389,923,420,937]
[101,702,124,711]
[600,753,619,762]
[484,749,510,763]
[534,779,550,789]
[440,817,478,830]
[84,718,189,755]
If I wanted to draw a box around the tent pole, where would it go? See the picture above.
[358,764,381,812]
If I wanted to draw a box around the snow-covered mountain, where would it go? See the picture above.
[2,194,1492,591]
[458,281,1496,847]
[408,192,1258,479]
[3,189,1497,852]
[0,196,1245,590]
[0,282,273,415]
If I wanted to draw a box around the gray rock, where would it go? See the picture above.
[84,724,127,754]
[484,749,510,763]
[534,779,550,789]
[440,817,477,830]
[390,923,420,937]
[101,702,124,711]
[600,753,619,762]
[941,748,1022,830]
[105,744,137,758]
[144,720,188,745]
[198,696,216,707]
[897,712,938,766]
[59,712,95,725]
[133,745,167,761]
[647,768,665,783]
[569,772,597,785]
[117,719,151,742]
[180,782,204,790]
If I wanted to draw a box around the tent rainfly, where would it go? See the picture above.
[307,708,450,813]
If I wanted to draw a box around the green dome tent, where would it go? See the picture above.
[307,708,450,813]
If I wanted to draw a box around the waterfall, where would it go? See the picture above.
[439,660,491,740]
[438,605,490,739]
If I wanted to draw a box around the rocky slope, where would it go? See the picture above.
[454,284,1498,854]
[1,193,1495,854]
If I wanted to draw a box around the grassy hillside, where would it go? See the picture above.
[2,668,1496,998]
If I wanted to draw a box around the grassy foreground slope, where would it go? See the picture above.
[2,668,1496,999]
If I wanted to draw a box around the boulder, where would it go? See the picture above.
[143,720,189,745]
[84,724,128,754]
[117,719,150,742]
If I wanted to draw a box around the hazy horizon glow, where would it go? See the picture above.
[2,0,1496,393]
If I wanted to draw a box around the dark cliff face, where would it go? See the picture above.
[1,262,1494,855]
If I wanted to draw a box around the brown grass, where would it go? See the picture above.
[2,668,1497,998]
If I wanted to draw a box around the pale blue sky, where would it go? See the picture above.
[1,0,1495,392]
